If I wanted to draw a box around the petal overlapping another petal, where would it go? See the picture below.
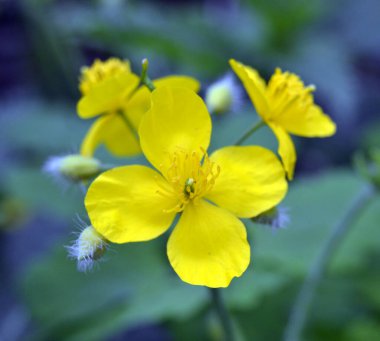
[229,59,269,119]
[77,73,139,119]
[276,105,336,137]
[124,75,201,133]
[154,76,200,93]
[167,200,250,288]
[85,165,177,243]
[206,146,287,218]
[139,87,211,176]
[80,114,141,157]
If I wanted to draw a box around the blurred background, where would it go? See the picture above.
[1,0,380,340]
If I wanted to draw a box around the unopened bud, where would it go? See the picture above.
[67,225,107,272]
[43,154,102,183]
[252,206,290,230]
[205,74,242,114]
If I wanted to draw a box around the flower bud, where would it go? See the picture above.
[43,154,102,183]
[252,206,290,230]
[205,74,242,114]
[67,225,107,272]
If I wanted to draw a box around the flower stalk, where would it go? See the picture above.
[283,184,377,341]
[117,110,139,141]
[140,58,156,92]
[210,289,235,341]
[234,119,265,146]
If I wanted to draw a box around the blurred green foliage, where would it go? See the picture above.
[1,0,380,340]
[18,165,380,341]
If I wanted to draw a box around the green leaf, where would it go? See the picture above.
[226,267,289,310]
[250,170,380,275]
[4,167,84,218]
[1,102,86,154]
[21,240,206,341]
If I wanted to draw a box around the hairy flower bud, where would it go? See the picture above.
[252,206,290,230]
[205,74,242,114]
[43,154,102,183]
[67,225,107,272]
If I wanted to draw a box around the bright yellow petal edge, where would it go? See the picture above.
[139,86,212,176]
[167,200,250,288]
[77,72,140,119]
[80,114,141,157]
[229,59,269,119]
[268,123,297,180]
[207,145,288,218]
[277,104,336,138]
[85,165,177,243]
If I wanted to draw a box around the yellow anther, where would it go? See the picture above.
[160,149,220,212]
[79,58,131,95]
[267,69,316,119]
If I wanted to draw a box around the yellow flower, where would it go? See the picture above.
[85,87,287,288]
[230,59,336,180]
[77,58,200,157]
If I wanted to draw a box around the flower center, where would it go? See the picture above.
[184,177,196,196]
[159,149,220,213]
[266,68,315,119]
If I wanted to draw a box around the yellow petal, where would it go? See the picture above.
[229,59,269,119]
[167,200,250,288]
[269,123,297,180]
[79,58,132,95]
[85,165,177,243]
[276,105,336,137]
[80,114,141,157]
[124,87,151,126]
[122,75,201,136]
[154,75,200,93]
[139,86,211,176]
[77,73,139,119]
[206,146,287,218]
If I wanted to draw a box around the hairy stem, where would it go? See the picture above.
[283,184,376,341]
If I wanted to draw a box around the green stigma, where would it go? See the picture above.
[184,178,196,195]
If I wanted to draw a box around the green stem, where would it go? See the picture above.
[234,120,265,146]
[210,288,235,341]
[117,111,139,141]
[142,77,155,92]
[283,184,377,341]
[78,182,87,195]
[140,58,156,92]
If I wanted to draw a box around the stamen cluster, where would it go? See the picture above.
[267,68,315,119]
[158,149,220,212]
[79,58,130,95]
